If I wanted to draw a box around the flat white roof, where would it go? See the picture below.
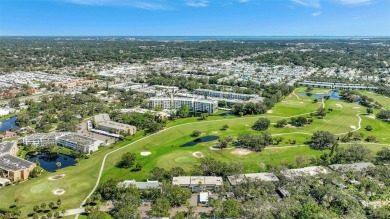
[172,176,223,186]
[227,172,279,186]
[199,192,209,203]
[281,166,328,178]
[328,162,375,172]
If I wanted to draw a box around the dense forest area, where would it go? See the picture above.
[246,40,390,70]
[1,37,389,73]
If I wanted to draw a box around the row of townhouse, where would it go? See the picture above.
[23,132,103,154]
[300,81,378,91]
[115,163,376,203]
[148,97,218,113]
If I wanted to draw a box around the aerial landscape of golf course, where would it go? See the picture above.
[1,87,390,217]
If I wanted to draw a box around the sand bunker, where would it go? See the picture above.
[336,104,343,108]
[140,152,152,156]
[366,114,376,119]
[212,131,219,134]
[350,125,357,129]
[52,189,65,195]
[267,110,273,113]
[48,174,65,181]
[192,152,204,158]
[353,107,360,109]
[231,148,252,156]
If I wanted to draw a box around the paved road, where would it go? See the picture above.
[65,208,85,216]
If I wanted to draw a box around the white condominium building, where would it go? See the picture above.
[23,133,103,154]
[148,97,218,113]
[194,89,257,100]
[22,133,67,146]
[57,133,103,154]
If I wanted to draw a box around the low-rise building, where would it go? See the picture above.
[299,81,378,91]
[94,114,136,135]
[172,176,223,192]
[23,133,102,154]
[118,180,161,191]
[328,162,375,172]
[281,166,328,179]
[227,172,279,186]
[0,141,36,181]
[0,131,17,140]
[57,133,103,154]
[199,192,209,204]
[0,141,18,156]
[0,154,36,181]
[23,133,66,146]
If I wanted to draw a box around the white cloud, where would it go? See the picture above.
[186,0,209,7]
[291,0,321,8]
[338,0,372,5]
[64,0,168,10]
[312,11,322,16]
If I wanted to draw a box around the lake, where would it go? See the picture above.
[180,136,219,147]
[28,153,76,172]
[0,116,18,132]
[298,91,341,100]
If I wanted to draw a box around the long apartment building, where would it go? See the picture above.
[94,114,137,135]
[148,97,218,113]
[23,133,103,154]
[22,133,67,146]
[300,81,378,91]
[194,89,258,100]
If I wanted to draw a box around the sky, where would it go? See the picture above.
[0,0,389,36]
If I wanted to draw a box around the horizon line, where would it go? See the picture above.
[1,35,390,38]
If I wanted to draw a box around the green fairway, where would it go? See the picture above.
[1,88,390,217]
[359,90,390,110]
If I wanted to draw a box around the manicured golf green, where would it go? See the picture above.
[1,88,389,217]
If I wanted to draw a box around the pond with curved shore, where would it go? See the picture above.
[180,135,219,147]
[28,154,76,172]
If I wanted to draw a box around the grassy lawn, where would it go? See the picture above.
[359,91,390,110]
[1,88,389,217]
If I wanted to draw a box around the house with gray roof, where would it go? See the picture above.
[227,172,279,186]
[118,180,161,191]
[328,162,375,172]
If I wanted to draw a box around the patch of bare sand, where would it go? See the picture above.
[48,174,65,181]
[231,148,252,156]
[192,152,204,158]
[267,110,273,114]
[52,189,65,195]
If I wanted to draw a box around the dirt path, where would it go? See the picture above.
[292,91,300,100]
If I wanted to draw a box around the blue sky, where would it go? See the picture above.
[0,0,389,36]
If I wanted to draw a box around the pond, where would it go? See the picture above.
[0,116,18,132]
[28,153,76,172]
[180,136,219,147]
[217,112,234,117]
[298,91,340,100]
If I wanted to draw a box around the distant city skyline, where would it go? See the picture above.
[1,0,389,36]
